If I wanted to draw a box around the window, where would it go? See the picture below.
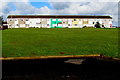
[63,22,65,24]
[42,19,45,21]
[16,24,19,26]
[68,24,70,26]
[26,19,29,21]
[74,19,76,21]
[74,24,77,26]
[47,24,49,26]
[21,19,23,21]
[58,19,62,21]
[36,22,40,24]
[53,19,56,21]
[15,19,17,21]
[58,24,62,26]
[58,22,62,24]
[90,19,93,21]
[64,19,67,21]
[26,24,29,26]
[84,19,87,21]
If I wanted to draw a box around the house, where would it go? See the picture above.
[7,15,112,28]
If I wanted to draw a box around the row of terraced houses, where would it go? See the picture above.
[7,15,112,28]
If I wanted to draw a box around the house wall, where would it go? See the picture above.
[7,19,14,28]
[7,17,112,28]
[72,19,79,28]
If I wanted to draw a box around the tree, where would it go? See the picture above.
[0,16,3,26]
[95,22,100,28]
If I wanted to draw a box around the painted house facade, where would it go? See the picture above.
[7,15,112,28]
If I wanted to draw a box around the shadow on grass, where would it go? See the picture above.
[2,58,120,80]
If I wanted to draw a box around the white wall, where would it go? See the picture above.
[7,17,112,28]
[29,18,40,27]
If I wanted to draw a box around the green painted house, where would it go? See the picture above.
[51,19,62,28]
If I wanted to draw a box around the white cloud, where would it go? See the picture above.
[50,2,70,9]
[49,0,119,2]
[0,0,119,26]
[3,0,29,2]
[50,2,118,26]
[9,2,51,14]
[0,0,29,19]
[1,1,51,19]
[34,6,51,14]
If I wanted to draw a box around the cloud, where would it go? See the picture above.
[9,2,51,14]
[50,2,70,9]
[3,0,29,2]
[50,2,118,26]
[0,0,119,26]
[0,0,29,19]
[34,6,50,14]
[49,0,119,2]
[1,1,51,19]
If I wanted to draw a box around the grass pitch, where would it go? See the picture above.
[2,28,119,58]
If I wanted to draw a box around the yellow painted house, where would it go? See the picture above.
[72,19,79,28]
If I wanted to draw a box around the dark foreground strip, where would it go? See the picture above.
[0,54,101,60]
[0,54,120,62]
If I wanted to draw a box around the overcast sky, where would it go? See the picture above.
[0,0,119,26]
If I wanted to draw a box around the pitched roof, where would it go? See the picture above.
[7,15,112,19]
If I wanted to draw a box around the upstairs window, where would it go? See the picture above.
[26,19,29,21]
[79,19,82,21]
[21,19,24,21]
[58,19,62,21]
[83,19,87,21]
[53,19,56,21]
[74,19,76,21]
[15,19,17,21]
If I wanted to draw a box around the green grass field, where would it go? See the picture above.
[2,28,119,58]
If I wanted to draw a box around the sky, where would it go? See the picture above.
[0,0,119,26]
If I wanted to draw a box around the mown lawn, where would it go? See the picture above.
[2,28,119,58]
